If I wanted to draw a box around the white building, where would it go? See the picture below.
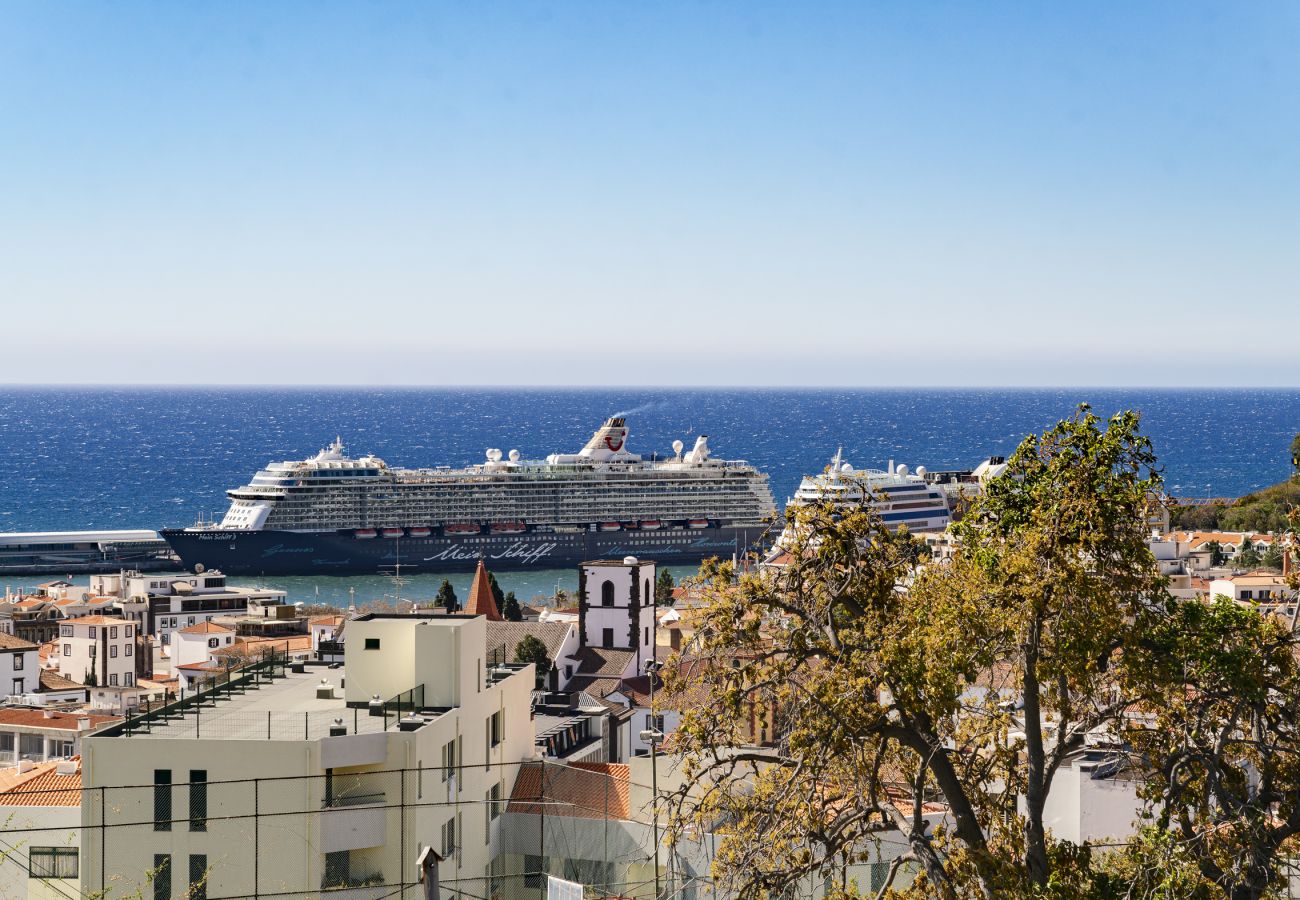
[0,757,84,900]
[578,557,657,676]
[81,612,536,899]
[56,615,138,689]
[0,708,121,765]
[0,633,39,698]
[1209,572,1299,617]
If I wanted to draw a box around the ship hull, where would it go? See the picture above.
[161,525,767,576]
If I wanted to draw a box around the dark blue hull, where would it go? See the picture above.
[161,525,767,575]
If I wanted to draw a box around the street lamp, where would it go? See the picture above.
[641,658,665,900]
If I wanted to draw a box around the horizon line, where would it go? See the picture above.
[3,383,1300,392]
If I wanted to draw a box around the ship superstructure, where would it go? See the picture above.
[784,450,955,534]
[163,418,776,575]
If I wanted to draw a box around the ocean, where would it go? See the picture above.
[2,387,1297,604]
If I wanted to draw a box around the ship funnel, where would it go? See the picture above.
[684,435,710,465]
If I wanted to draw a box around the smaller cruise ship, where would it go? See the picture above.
[785,450,955,533]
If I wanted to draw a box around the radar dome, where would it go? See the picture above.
[508,449,520,462]
[896,463,910,476]
[915,465,927,478]
[486,448,503,462]
[672,439,684,455]
[840,462,853,473]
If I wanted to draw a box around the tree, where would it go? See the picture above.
[654,569,675,605]
[502,591,523,622]
[1206,539,1225,567]
[1291,430,1300,476]
[1238,537,1263,569]
[435,580,458,612]
[514,635,552,687]
[1262,540,1284,571]
[84,668,97,687]
[665,406,1166,898]
[487,571,505,611]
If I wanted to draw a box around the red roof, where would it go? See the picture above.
[0,758,82,806]
[508,762,630,819]
[176,621,232,635]
[63,615,131,626]
[465,560,503,622]
[0,709,120,731]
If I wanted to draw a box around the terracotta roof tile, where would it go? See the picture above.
[465,560,503,621]
[62,615,131,626]
[507,762,631,820]
[176,621,232,635]
[0,758,81,806]
[38,669,84,693]
[0,633,37,652]
[486,621,573,661]
[0,709,120,731]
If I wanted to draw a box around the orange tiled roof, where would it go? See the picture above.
[0,709,120,731]
[176,621,232,635]
[508,762,631,820]
[0,758,82,806]
[309,615,345,626]
[0,633,37,652]
[62,615,131,626]
[465,560,503,621]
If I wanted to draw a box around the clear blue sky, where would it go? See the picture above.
[2,2,1296,386]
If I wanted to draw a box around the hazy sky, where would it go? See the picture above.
[2,2,1297,386]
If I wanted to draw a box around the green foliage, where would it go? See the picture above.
[435,579,458,612]
[1292,430,1300,474]
[84,668,97,687]
[1262,541,1284,570]
[654,569,675,605]
[487,571,505,609]
[514,634,552,685]
[667,406,1170,899]
[1206,539,1225,566]
[502,591,523,621]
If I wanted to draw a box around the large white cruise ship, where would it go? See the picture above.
[784,450,955,533]
[163,418,777,575]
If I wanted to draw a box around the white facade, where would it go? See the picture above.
[0,637,39,698]
[81,612,536,899]
[56,616,137,688]
[579,558,657,675]
[1039,749,1145,845]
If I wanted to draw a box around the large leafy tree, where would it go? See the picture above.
[666,407,1166,898]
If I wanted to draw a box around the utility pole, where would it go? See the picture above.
[641,657,665,900]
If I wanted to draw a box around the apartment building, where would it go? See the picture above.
[56,616,138,688]
[81,612,535,899]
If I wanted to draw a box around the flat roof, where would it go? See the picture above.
[100,666,415,741]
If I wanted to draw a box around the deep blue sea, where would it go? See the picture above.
[2,387,1297,604]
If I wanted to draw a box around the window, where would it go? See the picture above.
[13,654,23,671]
[19,734,41,760]
[0,733,13,761]
[12,678,23,694]
[89,645,96,658]
[110,626,118,639]
[602,627,614,648]
[601,581,615,607]
[89,627,97,639]
[124,672,134,686]
[189,770,207,831]
[154,770,172,831]
[524,854,547,888]
[110,645,118,658]
[109,674,118,686]
[440,816,457,857]
[126,625,133,637]
[441,738,456,782]
[62,645,70,656]
[364,638,380,650]
[161,633,170,646]
[153,855,171,900]
[485,782,502,842]
[645,626,650,646]
[59,626,72,637]
[29,847,78,879]
[125,643,133,657]
[188,854,208,899]
[208,638,219,649]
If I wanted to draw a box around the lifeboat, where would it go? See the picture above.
[491,522,526,534]
[407,527,431,538]
[599,522,622,532]
[381,528,403,538]
[622,521,639,530]
[444,524,480,535]
[687,518,709,529]
[639,520,662,530]
[355,529,377,539]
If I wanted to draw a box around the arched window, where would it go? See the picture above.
[644,578,650,606]
[601,581,615,607]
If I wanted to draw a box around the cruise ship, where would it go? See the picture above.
[162,418,777,575]
[783,450,955,534]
